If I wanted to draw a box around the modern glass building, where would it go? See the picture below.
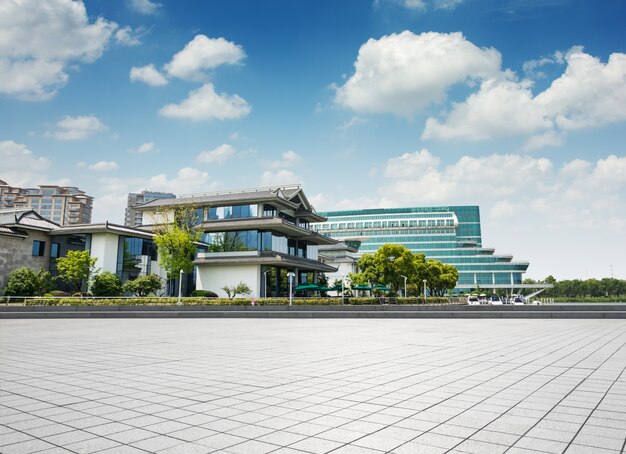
[313,206,529,291]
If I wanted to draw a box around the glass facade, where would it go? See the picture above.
[314,206,528,290]
[116,236,157,281]
[207,204,258,220]
[203,230,272,252]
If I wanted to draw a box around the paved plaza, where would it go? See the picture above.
[1,319,625,454]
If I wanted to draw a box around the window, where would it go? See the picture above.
[51,243,60,258]
[32,240,45,256]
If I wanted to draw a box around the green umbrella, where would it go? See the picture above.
[316,285,331,291]
[352,284,372,291]
[295,283,321,291]
[372,284,391,291]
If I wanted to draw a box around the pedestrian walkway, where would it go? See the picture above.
[1,319,625,453]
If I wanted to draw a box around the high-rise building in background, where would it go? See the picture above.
[313,206,529,292]
[0,180,93,225]
[125,191,176,227]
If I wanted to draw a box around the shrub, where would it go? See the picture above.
[91,272,123,296]
[191,290,218,297]
[2,267,53,296]
[222,282,252,299]
[50,290,71,297]
[122,274,162,297]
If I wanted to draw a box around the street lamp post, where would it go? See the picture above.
[287,272,295,306]
[177,269,183,305]
[423,279,427,301]
[341,273,345,305]
[400,275,407,298]
[263,270,270,299]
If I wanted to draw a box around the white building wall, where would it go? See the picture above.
[143,209,173,225]
[307,245,318,261]
[196,264,261,298]
[89,233,119,273]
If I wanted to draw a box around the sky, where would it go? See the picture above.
[1,0,625,281]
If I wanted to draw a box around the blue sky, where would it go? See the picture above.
[1,0,625,280]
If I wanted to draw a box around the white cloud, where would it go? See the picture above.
[376,0,463,11]
[422,77,551,141]
[259,170,300,187]
[164,35,245,81]
[92,167,219,223]
[129,64,168,86]
[45,115,108,140]
[159,83,251,121]
[339,116,369,134]
[129,142,157,153]
[0,0,117,100]
[264,150,302,169]
[0,140,51,187]
[196,144,237,164]
[334,31,501,116]
[128,0,161,15]
[423,47,626,145]
[317,149,626,278]
[115,26,147,47]
[78,160,119,171]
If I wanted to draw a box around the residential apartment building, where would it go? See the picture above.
[125,191,176,227]
[313,206,529,292]
[0,180,93,225]
[138,185,337,298]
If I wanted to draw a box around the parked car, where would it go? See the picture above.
[511,296,525,305]
[479,294,488,304]
[489,296,503,305]
[467,294,480,305]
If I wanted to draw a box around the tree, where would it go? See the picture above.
[122,274,163,297]
[354,244,427,294]
[153,204,202,294]
[91,272,123,296]
[222,282,252,299]
[3,267,53,296]
[424,260,459,296]
[56,250,97,293]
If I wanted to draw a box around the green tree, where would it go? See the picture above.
[3,267,53,296]
[153,204,202,291]
[56,250,97,293]
[222,281,252,299]
[354,244,427,294]
[91,271,123,296]
[122,274,163,297]
[424,260,459,296]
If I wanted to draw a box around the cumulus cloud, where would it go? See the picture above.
[259,170,300,187]
[375,0,463,11]
[196,144,237,164]
[129,142,157,153]
[158,83,251,121]
[130,64,168,86]
[334,31,501,117]
[264,150,303,169]
[0,140,51,187]
[0,0,117,100]
[92,167,219,222]
[115,26,147,47]
[164,35,245,81]
[423,47,626,145]
[45,115,108,140]
[128,0,161,15]
[78,160,119,171]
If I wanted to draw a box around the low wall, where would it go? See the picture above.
[2,304,625,319]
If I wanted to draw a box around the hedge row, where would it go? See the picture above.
[23,296,451,306]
